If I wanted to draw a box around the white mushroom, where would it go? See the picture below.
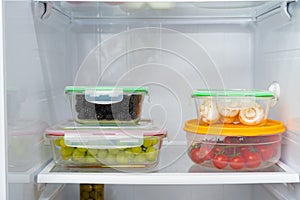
[199,100,220,124]
[239,103,265,125]
[217,100,240,118]
[220,116,238,124]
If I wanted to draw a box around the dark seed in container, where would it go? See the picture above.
[75,104,82,112]
[96,113,103,120]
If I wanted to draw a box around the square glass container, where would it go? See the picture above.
[192,89,276,126]
[65,86,148,125]
[45,120,167,169]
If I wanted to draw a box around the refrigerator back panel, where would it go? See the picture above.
[33,2,256,142]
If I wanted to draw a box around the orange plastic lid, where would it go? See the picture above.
[184,119,285,136]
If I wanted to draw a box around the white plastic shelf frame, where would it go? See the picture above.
[37,144,299,185]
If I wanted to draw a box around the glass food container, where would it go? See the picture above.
[192,89,277,126]
[65,86,148,125]
[184,119,285,171]
[45,120,167,170]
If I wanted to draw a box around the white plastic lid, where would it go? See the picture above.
[45,120,167,149]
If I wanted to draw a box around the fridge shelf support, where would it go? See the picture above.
[255,2,292,22]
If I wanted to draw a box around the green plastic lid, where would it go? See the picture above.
[192,89,275,98]
[65,86,148,94]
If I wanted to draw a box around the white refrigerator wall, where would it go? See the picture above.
[5,1,72,125]
[254,2,300,172]
[4,1,72,199]
[253,2,300,199]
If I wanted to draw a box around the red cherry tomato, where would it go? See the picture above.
[213,154,228,169]
[272,141,281,149]
[189,145,214,164]
[243,136,261,144]
[272,143,280,157]
[263,135,281,143]
[229,155,244,170]
[257,145,274,161]
[189,148,203,164]
[224,147,234,156]
[199,144,214,161]
[213,146,223,154]
[237,146,250,155]
[244,150,262,168]
[224,136,242,144]
[268,136,281,150]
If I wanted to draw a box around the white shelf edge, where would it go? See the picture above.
[37,161,299,185]
[8,159,52,184]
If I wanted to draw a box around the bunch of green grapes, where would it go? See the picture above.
[55,136,160,165]
[80,184,104,200]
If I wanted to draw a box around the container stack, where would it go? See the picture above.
[184,89,285,171]
[45,86,168,199]
[45,86,167,170]
[44,86,168,199]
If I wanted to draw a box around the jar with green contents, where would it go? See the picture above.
[45,120,167,169]
[80,184,104,200]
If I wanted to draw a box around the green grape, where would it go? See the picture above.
[146,146,157,153]
[59,139,67,148]
[60,147,74,157]
[81,191,90,199]
[89,191,96,199]
[97,149,108,160]
[87,149,98,156]
[143,137,153,147]
[116,152,129,164]
[96,192,104,200]
[124,149,134,159]
[81,184,93,192]
[55,138,61,146]
[93,184,104,192]
[85,156,97,163]
[77,148,87,153]
[108,148,119,155]
[145,147,158,162]
[131,146,142,153]
[134,154,147,163]
[151,137,159,146]
[61,154,71,161]
[104,154,116,164]
[72,149,86,162]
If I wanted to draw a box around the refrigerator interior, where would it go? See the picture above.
[3,0,300,199]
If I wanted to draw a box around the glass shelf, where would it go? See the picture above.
[37,144,299,185]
